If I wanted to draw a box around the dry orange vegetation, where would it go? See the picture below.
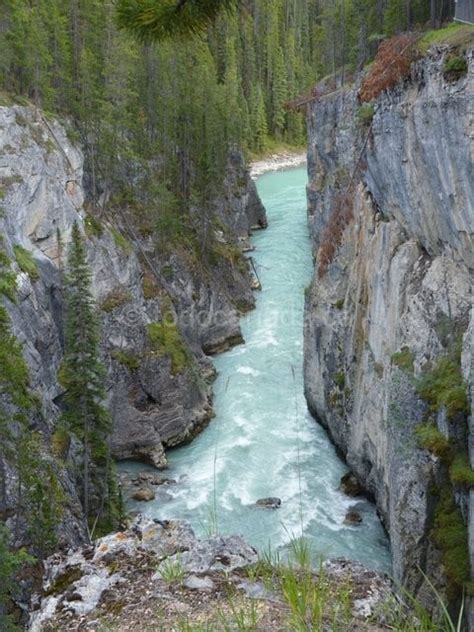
[359,33,420,103]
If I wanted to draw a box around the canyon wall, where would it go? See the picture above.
[0,105,266,547]
[304,44,473,610]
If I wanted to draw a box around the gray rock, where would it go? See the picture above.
[304,47,474,607]
[256,497,281,509]
[237,580,276,601]
[183,575,215,592]
[171,534,258,575]
[132,487,155,502]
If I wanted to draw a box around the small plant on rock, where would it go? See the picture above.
[158,555,185,585]
[391,347,414,374]
[13,244,39,281]
[356,104,375,128]
[443,55,468,82]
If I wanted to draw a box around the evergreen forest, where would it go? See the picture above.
[0,0,454,216]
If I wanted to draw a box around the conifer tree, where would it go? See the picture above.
[59,222,113,532]
[251,85,268,152]
[271,46,288,138]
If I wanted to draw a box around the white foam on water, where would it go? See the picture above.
[236,366,261,377]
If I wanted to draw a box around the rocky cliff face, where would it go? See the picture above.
[304,45,473,607]
[0,105,266,547]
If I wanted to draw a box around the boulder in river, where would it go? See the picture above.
[256,497,281,509]
[132,487,155,502]
[340,472,364,497]
[344,510,363,526]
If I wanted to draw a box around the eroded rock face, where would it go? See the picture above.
[304,46,473,604]
[0,105,267,546]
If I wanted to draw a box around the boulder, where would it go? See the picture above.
[183,575,215,592]
[339,473,364,497]
[132,487,155,502]
[256,497,281,509]
[344,510,363,525]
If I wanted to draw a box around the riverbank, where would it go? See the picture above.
[250,150,307,178]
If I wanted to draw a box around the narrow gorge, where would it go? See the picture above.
[121,167,390,571]
[0,2,473,630]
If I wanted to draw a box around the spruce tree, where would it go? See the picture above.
[59,222,112,533]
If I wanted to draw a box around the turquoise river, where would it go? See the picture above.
[125,166,391,572]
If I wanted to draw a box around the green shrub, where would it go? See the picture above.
[432,488,470,599]
[333,299,344,310]
[334,371,345,389]
[111,228,132,253]
[99,287,131,312]
[356,103,375,127]
[147,317,190,375]
[391,347,414,374]
[0,248,16,302]
[443,55,468,82]
[51,426,70,460]
[0,270,16,302]
[417,353,469,419]
[162,265,174,280]
[450,453,474,487]
[112,350,140,371]
[84,214,103,239]
[208,240,246,272]
[143,272,161,300]
[13,244,39,281]
[415,424,451,459]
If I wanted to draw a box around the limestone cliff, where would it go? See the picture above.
[0,105,266,548]
[304,43,473,609]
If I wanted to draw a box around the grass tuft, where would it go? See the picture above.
[418,23,474,52]
[157,555,185,585]
[415,423,451,459]
[391,347,414,374]
[147,302,191,375]
[417,351,469,419]
[99,287,131,313]
[356,103,375,127]
[84,214,103,239]
[111,349,140,371]
[13,244,39,281]
[111,228,132,253]
[432,488,470,600]
[449,453,474,487]
[443,54,468,82]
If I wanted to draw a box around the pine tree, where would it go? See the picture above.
[253,85,268,152]
[271,46,288,138]
[116,0,238,42]
[59,222,113,533]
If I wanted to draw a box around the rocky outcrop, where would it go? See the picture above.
[304,45,473,608]
[28,514,393,631]
[0,105,266,546]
